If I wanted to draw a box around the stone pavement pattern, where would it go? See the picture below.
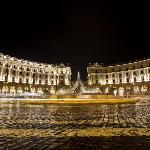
[0,100,149,149]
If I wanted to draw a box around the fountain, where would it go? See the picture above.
[57,71,100,95]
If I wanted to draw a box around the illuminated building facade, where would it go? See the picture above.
[0,53,71,94]
[87,59,150,95]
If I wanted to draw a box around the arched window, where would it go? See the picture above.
[113,79,115,84]
[134,78,136,82]
[141,70,144,74]
[13,70,16,75]
[5,63,9,67]
[119,73,122,78]
[12,77,15,82]
[19,78,22,83]
[26,78,29,83]
[27,68,30,71]
[127,78,129,83]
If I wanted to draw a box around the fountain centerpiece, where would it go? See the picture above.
[57,71,100,95]
[73,71,84,95]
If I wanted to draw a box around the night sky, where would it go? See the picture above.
[0,1,150,80]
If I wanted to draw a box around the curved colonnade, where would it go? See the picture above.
[0,53,71,95]
[87,59,150,95]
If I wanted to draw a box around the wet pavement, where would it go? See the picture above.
[0,99,149,149]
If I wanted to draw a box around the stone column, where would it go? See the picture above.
[48,74,50,85]
[144,68,148,81]
[130,70,134,83]
[16,70,19,83]
[29,71,33,84]
[0,67,4,81]
[7,68,12,82]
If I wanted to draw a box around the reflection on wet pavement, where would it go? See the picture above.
[0,99,149,149]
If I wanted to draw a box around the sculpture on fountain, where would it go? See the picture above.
[57,71,100,95]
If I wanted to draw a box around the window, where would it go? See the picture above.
[134,78,136,82]
[5,63,9,67]
[141,76,144,81]
[133,66,135,69]
[12,77,15,82]
[33,78,36,84]
[5,76,7,81]
[39,80,41,84]
[96,79,98,84]
[45,80,48,84]
[20,66,23,70]
[120,79,122,83]
[26,79,29,83]
[19,78,22,83]
[141,70,144,74]
[13,71,16,75]
[5,69,9,74]
[127,78,129,83]
[113,79,115,84]
[60,80,64,84]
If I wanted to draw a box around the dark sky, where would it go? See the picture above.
[0,1,150,80]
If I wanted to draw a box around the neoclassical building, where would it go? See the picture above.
[0,53,71,94]
[87,59,150,95]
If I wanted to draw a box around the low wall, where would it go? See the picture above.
[48,94,114,99]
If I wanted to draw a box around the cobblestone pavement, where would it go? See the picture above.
[0,99,149,149]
